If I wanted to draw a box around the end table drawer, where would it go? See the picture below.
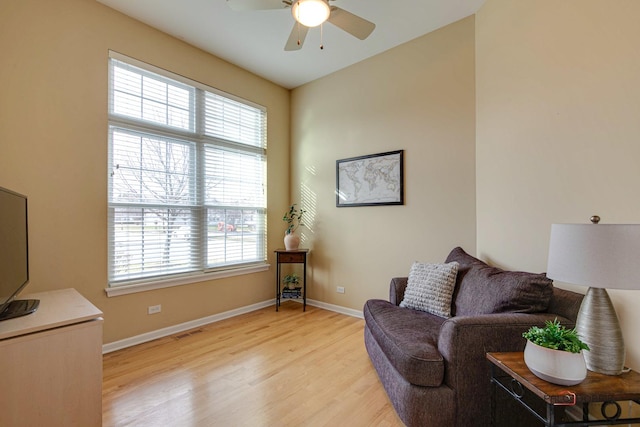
[278,252,306,263]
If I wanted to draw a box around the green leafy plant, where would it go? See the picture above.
[283,273,300,288]
[283,204,305,235]
[523,319,590,354]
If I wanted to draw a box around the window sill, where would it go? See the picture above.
[105,263,270,297]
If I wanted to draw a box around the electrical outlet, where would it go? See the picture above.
[148,304,161,314]
[336,286,345,294]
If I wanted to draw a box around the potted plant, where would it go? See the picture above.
[522,319,590,386]
[282,204,305,250]
[283,273,300,290]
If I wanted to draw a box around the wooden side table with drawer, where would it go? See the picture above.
[274,249,309,312]
[487,351,640,426]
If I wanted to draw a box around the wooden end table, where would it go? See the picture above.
[274,249,309,312]
[487,352,640,426]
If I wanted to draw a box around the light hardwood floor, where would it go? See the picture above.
[103,301,403,427]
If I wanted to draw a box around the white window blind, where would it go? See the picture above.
[108,52,267,286]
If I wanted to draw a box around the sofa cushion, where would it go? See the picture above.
[400,261,459,318]
[445,247,553,316]
[363,299,446,387]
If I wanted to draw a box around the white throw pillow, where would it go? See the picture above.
[400,261,459,318]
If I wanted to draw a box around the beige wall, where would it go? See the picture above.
[12,0,635,367]
[476,0,640,370]
[290,17,477,310]
[0,0,290,343]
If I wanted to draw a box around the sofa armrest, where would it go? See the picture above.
[438,312,574,366]
[389,277,408,306]
[436,312,574,426]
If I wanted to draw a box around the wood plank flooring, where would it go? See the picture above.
[103,301,403,427]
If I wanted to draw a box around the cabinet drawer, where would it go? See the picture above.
[278,252,306,263]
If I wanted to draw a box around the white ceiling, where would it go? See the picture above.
[96,0,485,89]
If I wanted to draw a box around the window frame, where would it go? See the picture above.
[106,52,268,297]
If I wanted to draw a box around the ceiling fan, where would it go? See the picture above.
[226,0,376,51]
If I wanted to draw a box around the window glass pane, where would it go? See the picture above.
[110,59,195,132]
[113,66,142,97]
[206,208,264,268]
[204,146,265,207]
[111,129,195,205]
[168,85,190,110]
[204,92,266,148]
[113,91,142,119]
[111,207,198,281]
[142,99,167,125]
[168,106,190,129]
[143,76,167,103]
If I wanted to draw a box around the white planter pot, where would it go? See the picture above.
[524,340,587,386]
[284,232,300,251]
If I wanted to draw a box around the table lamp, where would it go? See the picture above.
[546,216,640,375]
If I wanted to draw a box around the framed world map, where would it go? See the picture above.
[336,150,404,207]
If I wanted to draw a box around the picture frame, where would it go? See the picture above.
[336,150,404,207]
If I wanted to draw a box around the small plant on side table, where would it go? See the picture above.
[283,204,305,235]
[523,318,589,353]
[283,273,300,290]
[522,318,590,386]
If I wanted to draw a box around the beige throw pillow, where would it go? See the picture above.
[400,261,459,318]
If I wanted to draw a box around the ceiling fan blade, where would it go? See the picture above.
[285,23,309,51]
[327,6,375,40]
[226,0,289,12]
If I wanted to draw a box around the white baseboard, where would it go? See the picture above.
[102,298,363,354]
[306,298,364,319]
[102,299,273,354]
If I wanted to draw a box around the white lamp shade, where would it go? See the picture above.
[291,0,330,27]
[547,223,640,290]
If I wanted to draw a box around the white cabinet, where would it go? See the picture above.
[0,288,103,427]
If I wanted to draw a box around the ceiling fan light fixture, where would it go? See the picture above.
[291,0,330,28]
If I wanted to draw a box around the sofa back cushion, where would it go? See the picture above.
[445,247,553,316]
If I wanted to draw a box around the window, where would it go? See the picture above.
[107,52,267,289]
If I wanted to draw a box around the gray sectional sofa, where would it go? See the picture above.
[363,247,584,427]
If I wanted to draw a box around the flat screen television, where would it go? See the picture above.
[0,186,39,321]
